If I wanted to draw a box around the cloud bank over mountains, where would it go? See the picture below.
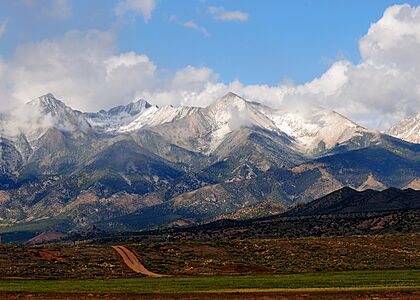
[0,4,419,129]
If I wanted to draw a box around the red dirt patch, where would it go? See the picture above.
[28,249,69,263]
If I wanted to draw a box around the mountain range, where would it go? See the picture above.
[0,92,418,232]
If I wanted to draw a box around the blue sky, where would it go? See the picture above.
[1,0,419,85]
[1,1,420,129]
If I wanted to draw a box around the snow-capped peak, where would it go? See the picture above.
[107,99,152,116]
[257,104,369,153]
[385,113,420,144]
[117,104,200,132]
[27,93,68,113]
[83,99,156,133]
[203,93,279,146]
[217,91,247,104]
[84,98,200,133]
[204,92,370,154]
[210,92,262,110]
[144,92,372,155]
[23,93,92,141]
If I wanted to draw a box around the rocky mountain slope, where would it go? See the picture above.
[0,92,418,232]
[385,113,420,144]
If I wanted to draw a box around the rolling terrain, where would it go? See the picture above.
[0,234,418,278]
[83,187,419,244]
[0,233,418,299]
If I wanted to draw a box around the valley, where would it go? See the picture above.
[0,92,418,299]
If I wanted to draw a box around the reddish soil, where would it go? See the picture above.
[112,246,167,277]
[28,249,69,263]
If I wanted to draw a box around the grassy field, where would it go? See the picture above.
[0,269,419,294]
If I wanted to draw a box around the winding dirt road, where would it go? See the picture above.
[112,245,167,277]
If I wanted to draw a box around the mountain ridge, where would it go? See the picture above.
[282,186,420,217]
[0,92,418,232]
[385,113,420,144]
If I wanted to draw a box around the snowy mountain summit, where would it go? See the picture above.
[140,92,376,155]
[83,99,200,133]
[251,101,372,153]
[24,93,92,141]
[0,92,388,156]
[385,113,420,144]
[201,92,373,154]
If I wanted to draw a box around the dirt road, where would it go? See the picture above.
[112,246,166,277]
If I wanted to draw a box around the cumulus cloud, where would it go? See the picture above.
[171,66,217,90]
[1,30,160,111]
[115,0,156,23]
[0,19,9,39]
[208,6,249,22]
[0,29,216,112]
[1,4,420,131]
[7,30,116,111]
[320,4,420,127]
[183,20,209,37]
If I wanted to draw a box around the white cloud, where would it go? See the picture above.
[0,59,11,107]
[183,20,209,37]
[0,19,9,39]
[105,52,155,76]
[3,30,157,111]
[43,0,72,20]
[169,16,209,37]
[359,4,420,68]
[116,0,156,23]
[1,4,420,131]
[171,66,217,90]
[0,29,216,111]
[208,6,249,22]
